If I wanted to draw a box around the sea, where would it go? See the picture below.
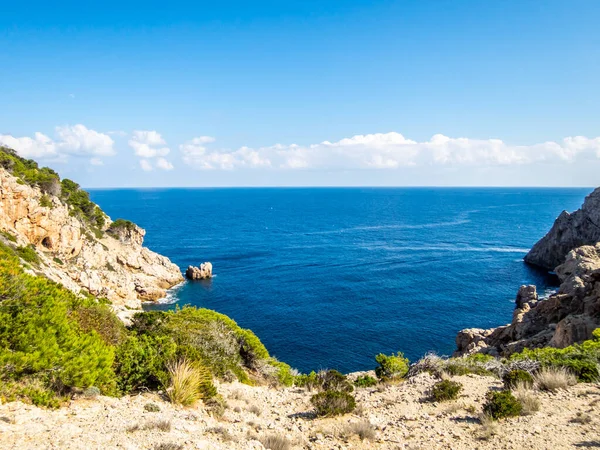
[88,187,589,373]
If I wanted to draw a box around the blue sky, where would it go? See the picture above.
[1,0,600,187]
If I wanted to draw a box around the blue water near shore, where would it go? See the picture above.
[89,187,589,373]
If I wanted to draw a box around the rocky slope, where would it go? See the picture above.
[457,188,600,356]
[1,373,598,449]
[524,187,600,270]
[0,167,183,311]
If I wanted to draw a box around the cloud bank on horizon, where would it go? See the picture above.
[1,125,600,185]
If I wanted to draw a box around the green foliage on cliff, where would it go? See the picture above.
[510,330,600,382]
[0,146,106,231]
[108,219,137,232]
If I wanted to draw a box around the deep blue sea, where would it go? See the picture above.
[89,188,589,373]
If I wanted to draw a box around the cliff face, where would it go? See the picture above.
[456,188,600,356]
[0,167,183,310]
[524,187,600,270]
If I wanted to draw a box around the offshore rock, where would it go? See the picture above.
[0,168,184,309]
[515,285,538,309]
[524,187,600,270]
[186,262,213,280]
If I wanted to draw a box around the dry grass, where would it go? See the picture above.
[127,419,172,433]
[166,359,202,406]
[339,420,376,441]
[534,367,577,392]
[476,413,499,441]
[513,381,541,415]
[258,433,291,450]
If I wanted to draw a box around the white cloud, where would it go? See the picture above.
[180,132,600,171]
[90,157,104,166]
[128,130,170,158]
[0,125,115,161]
[139,159,153,171]
[156,157,174,170]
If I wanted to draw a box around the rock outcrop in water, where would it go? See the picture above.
[456,188,600,356]
[524,187,600,270]
[186,262,213,280]
[0,167,183,310]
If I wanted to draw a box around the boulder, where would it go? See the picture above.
[186,262,213,280]
[515,285,538,309]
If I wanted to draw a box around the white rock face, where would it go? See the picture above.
[186,262,213,280]
[0,168,184,309]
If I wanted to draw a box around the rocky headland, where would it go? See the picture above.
[456,188,600,356]
[0,164,183,311]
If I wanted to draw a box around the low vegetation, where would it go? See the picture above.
[430,379,462,402]
[310,390,356,417]
[502,369,534,389]
[375,352,409,380]
[353,374,378,388]
[482,390,522,419]
[534,366,577,391]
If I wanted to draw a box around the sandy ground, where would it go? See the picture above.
[1,372,599,449]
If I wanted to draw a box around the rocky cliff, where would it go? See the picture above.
[0,167,183,311]
[456,188,600,356]
[524,187,600,270]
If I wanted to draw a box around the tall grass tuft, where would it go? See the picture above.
[534,367,577,392]
[166,359,215,406]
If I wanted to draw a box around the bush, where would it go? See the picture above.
[431,379,462,402]
[510,332,600,382]
[113,334,176,394]
[0,244,116,396]
[295,371,320,390]
[258,434,290,450]
[375,352,409,380]
[73,305,127,346]
[39,194,52,208]
[310,390,356,417]
[354,374,378,388]
[108,219,136,233]
[15,245,39,264]
[513,381,540,415]
[319,370,353,392]
[482,391,522,419]
[503,369,534,389]
[129,307,292,386]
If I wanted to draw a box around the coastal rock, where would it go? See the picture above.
[455,244,600,357]
[0,168,184,309]
[524,187,600,270]
[515,285,538,309]
[186,262,213,280]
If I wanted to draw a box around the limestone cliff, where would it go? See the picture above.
[524,187,600,270]
[0,167,183,311]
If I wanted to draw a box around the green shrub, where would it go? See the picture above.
[320,370,353,392]
[483,391,522,419]
[0,245,116,395]
[53,257,63,265]
[431,379,462,401]
[108,219,137,232]
[113,334,177,394]
[310,390,356,417]
[503,370,534,389]
[0,230,17,243]
[40,194,52,208]
[15,245,39,264]
[375,352,409,380]
[511,333,600,382]
[354,374,378,388]
[0,379,64,408]
[73,305,127,346]
[295,371,320,390]
[129,307,289,386]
